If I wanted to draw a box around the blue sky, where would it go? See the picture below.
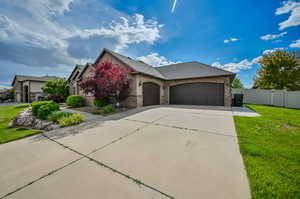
[0,0,299,89]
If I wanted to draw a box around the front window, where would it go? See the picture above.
[72,82,77,94]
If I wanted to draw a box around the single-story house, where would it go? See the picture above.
[12,75,59,103]
[68,48,235,107]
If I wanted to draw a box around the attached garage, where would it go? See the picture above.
[170,82,224,106]
[143,82,160,106]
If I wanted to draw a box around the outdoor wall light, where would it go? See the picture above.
[139,81,142,86]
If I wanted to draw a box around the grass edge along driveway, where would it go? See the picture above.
[0,105,40,144]
[234,104,300,199]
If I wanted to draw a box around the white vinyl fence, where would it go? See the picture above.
[232,88,300,109]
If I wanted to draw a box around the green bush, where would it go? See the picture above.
[66,95,84,107]
[42,78,68,102]
[47,111,72,122]
[101,105,115,114]
[93,98,109,108]
[32,101,57,116]
[58,113,84,127]
[37,102,59,120]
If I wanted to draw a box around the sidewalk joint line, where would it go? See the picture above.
[43,132,175,199]
[124,118,238,138]
[0,156,84,199]
[2,116,175,199]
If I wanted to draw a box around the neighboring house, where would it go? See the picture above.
[0,89,9,102]
[67,64,86,95]
[11,75,59,103]
[69,48,235,107]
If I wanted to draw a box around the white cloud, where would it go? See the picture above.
[73,14,163,52]
[211,47,293,73]
[137,53,179,66]
[0,0,163,69]
[171,0,178,13]
[211,57,260,73]
[12,0,74,16]
[0,15,75,67]
[263,47,286,54]
[260,32,287,40]
[224,38,239,43]
[289,39,300,47]
[276,0,300,30]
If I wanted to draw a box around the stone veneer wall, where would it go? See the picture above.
[135,74,165,107]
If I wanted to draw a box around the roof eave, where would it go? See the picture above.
[11,75,17,86]
[67,65,82,82]
[164,73,236,81]
[133,72,165,80]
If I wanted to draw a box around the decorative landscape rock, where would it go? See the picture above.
[11,108,60,131]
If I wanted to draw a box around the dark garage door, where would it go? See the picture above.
[143,82,160,106]
[170,82,224,106]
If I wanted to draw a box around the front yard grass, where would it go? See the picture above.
[234,104,300,199]
[0,105,40,144]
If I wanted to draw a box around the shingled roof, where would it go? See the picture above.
[12,75,60,86]
[90,48,235,80]
[96,49,165,79]
[67,64,85,81]
[156,61,234,80]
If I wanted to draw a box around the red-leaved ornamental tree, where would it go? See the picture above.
[79,60,132,101]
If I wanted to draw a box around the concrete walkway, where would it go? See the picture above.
[0,106,251,199]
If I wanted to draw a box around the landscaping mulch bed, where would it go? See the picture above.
[68,106,130,116]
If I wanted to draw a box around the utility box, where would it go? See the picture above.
[233,94,244,107]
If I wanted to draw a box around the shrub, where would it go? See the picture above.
[58,113,84,127]
[66,95,84,107]
[101,105,115,114]
[79,60,131,102]
[32,101,57,116]
[47,111,72,122]
[42,78,69,102]
[37,102,59,120]
[93,98,109,108]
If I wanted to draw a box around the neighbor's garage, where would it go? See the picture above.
[170,82,224,106]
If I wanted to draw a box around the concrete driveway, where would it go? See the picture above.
[0,106,250,199]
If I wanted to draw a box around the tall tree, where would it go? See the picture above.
[42,79,69,102]
[79,60,132,101]
[253,50,300,91]
[232,77,244,88]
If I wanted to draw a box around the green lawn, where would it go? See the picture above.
[0,105,40,144]
[234,105,300,199]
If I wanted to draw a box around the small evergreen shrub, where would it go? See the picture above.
[93,98,109,108]
[32,101,58,116]
[58,113,84,127]
[66,95,84,107]
[36,102,59,120]
[101,105,115,114]
[47,111,72,122]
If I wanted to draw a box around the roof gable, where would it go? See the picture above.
[82,48,235,81]
[67,65,84,81]
[95,48,165,79]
